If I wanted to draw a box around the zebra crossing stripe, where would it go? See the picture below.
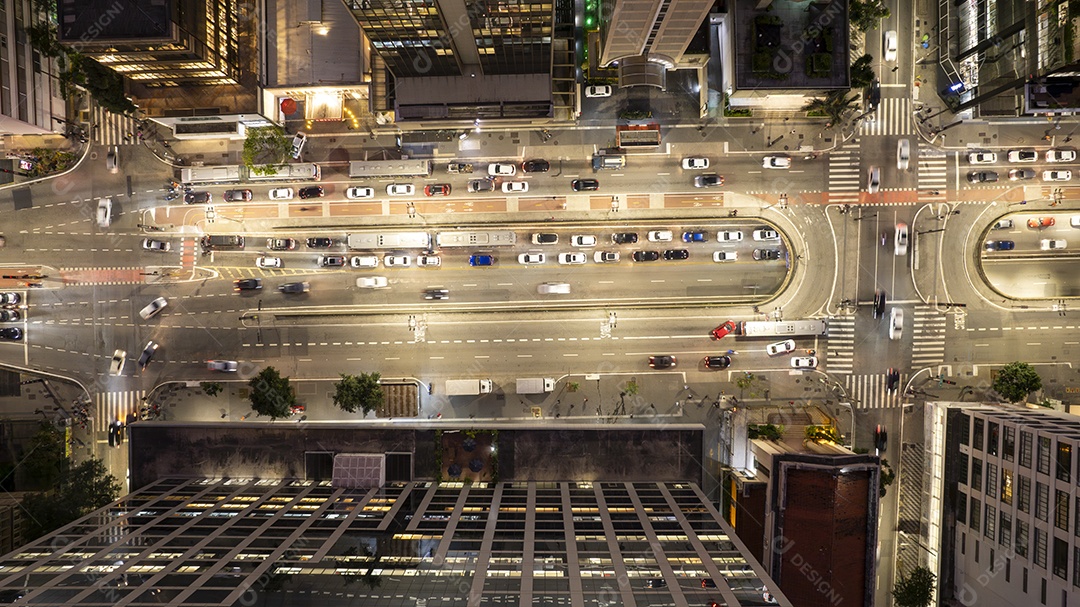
[860,98,914,136]
[846,374,905,409]
[96,390,145,432]
[827,316,855,374]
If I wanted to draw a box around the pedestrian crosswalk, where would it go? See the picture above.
[917,147,949,200]
[860,97,913,136]
[827,139,862,204]
[89,105,141,147]
[846,373,906,409]
[912,306,947,368]
[826,315,855,374]
[96,390,145,432]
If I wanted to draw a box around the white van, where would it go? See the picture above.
[290,132,307,159]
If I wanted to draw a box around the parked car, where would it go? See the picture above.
[1008,149,1038,163]
[1046,149,1078,162]
[0,293,20,306]
[223,189,253,202]
[346,186,375,199]
[0,309,19,322]
[1043,170,1072,181]
[584,85,612,98]
[1008,169,1036,181]
[298,186,324,199]
[269,187,293,200]
[0,327,22,341]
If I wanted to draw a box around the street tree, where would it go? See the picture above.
[850,0,891,32]
[801,90,859,125]
[248,367,298,419]
[243,126,292,175]
[892,566,935,607]
[21,458,121,541]
[201,382,224,397]
[333,373,384,415]
[992,361,1042,403]
[851,54,876,88]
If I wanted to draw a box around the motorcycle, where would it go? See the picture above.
[881,232,888,246]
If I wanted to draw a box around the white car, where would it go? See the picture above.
[384,254,411,267]
[558,252,587,265]
[96,198,112,228]
[502,181,529,193]
[713,251,737,262]
[518,252,545,265]
[417,254,441,267]
[488,163,517,177]
[883,30,898,62]
[682,157,710,170]
[889,307,904,340]
[717,231,743,242]
[141,238,171,252]
[762,156,791,169]
[290,132,307,159]
[752,228,779,241]
[1072,216,1080,228]
[207,360,239,372]
[594,251,620,263]
[386,184,415,196]
[138,296,168,320]
[994,218,1014,230]
[895,223,909,256]
[648,230,673,242]
[1041,239,1067,251]
[968,151,997,164]
[269,188,294,200]
[790,356,818,369]
[584,85,612,98]
[571,235,597,247]
[897,139,910,170]
[1043,170,1072,181]
[346,187,375,199]
[767,340,796,356]
[1046,149,1077,163]
[1007,149,1038,163]
[350,255,379,268]
[867,166,881,193]
[109,350,126,376]
[256,257,283,269]
[356,276,389,288]
[537,282,571,294]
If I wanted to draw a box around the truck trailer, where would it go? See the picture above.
[444,379,493,396]
[516,378,555,394]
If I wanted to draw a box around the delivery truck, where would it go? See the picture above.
[516,378,555,394]
[444,379,493,396]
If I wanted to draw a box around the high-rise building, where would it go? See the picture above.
[595,0,714,88]
[0,478,793,606]
[934,403,1080,606]
[0,0,66,136]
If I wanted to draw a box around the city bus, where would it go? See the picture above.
[248,163,322,181]
[346,231,431,250]
[435,230,518,247]
[736,320,828,337]
[179,165,242,185]
[348,160,433,179]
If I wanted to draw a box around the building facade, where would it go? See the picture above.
[596,0,714,88]
[0,0,65,136]
[941,405,1080,607]
[0,478,792,606]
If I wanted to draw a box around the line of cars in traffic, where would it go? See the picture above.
[984,216,1078,252]
[646,326,819,372]
[967,148,1077,183]
[516,228,784,265]
[0,293,22,341]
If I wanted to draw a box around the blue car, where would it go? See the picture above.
[682,231,707,243]
[469,254,494,266]
[985,240,1015,251]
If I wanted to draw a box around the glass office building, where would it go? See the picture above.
[0,478,790,606]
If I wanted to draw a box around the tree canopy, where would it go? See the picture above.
[248,367,298,419]
[333,373,384,415]
[21,458,121,541]
[243,126,292,175]
[850,0,891,32]
[892,566,935,607]
[801,90,859,125]
[993,361,1042,403]
[851,54,876,89]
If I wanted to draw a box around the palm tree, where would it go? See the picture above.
[802,90,860,126]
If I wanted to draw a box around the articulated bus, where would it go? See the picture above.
[248,163,322,181]
[435,230,518,247]
[736,320,828,337]
[179,165,242,185]
[348,160,433,179]
[346,231,431,250]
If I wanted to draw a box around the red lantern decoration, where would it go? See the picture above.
[280,98,297,116]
